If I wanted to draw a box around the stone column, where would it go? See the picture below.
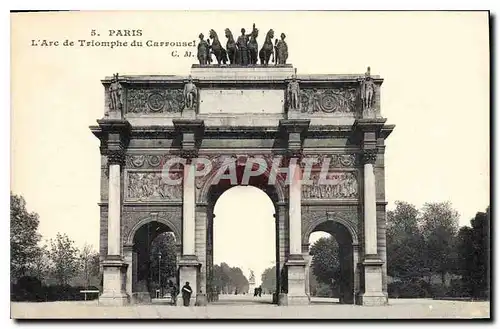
[285,156,308,305]
[289,161,302,255]
[183,158,196,256]
[363,154,377,256]
[358,148,386,306]
[302,244,312,301]
[99,150,129,306]
[275,205,288,305]
[353,244,360,304]
[178,157,200,306]
[123,245,133,299]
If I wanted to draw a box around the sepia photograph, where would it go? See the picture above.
[8,9,490,320]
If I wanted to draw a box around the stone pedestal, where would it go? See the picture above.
[178,255,200,307]
[99,257,129,306]
[285,255,309,305]
[358,258,387,306]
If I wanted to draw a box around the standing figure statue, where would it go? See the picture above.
[225,28,237,65]
[259,29,275,65]
[197,33,209,65]
[109,73,123,113]
[275,33,288,65]
[183,76,198,110]
[360,66,376,111]
[206,38,213,64]
[287,70,300,110]
[209,29,228,65]
[247,24,259,65]
[236,25,254,66]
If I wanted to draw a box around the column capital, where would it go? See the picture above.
[107,149,126,165]
[361,149,377,164]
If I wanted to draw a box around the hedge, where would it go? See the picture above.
[11,276,100,302]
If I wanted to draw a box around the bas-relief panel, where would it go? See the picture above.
[300,88,358,115]
[125,171,182,201]
[302,172,359,200]
[126,88,185,114]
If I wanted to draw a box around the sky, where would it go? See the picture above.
[10,11,489,282]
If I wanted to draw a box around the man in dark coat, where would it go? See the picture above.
[181,281,193,306]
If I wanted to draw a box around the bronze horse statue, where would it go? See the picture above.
[224,28,237,65]
[259,29,275,65]
[209,29,228,65]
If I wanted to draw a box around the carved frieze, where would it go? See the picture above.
[127,88,184,114]
[303,153,358,168]
[126,171,182,201]
[125,154,183,169]
[302,172,358,199]
[300,88,357,114]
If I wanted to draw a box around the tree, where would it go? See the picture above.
[456,207,490,299]
[420,202,459,283]
[78,244,100,288]
[260,266,276,294]
[386,201,426,279]
[10,193,42,281]
[48,233,79,286]
[28,243,51,283]
[149,232,177,291]
[212,262,248,294]
[309,236,340,290]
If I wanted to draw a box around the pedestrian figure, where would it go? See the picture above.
[181,281,193,306]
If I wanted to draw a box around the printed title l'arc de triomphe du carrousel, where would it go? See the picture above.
[90,24,394,307]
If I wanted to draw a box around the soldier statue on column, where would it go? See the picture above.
[183,76,198,110]
[360,66,376,111]
[287,69,300,110]
[109,73,123,113]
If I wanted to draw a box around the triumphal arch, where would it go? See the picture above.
[91,39,394,306]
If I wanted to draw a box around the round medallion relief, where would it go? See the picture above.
[147,92,165,112]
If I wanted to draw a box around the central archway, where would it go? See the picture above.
[202,162,284,303]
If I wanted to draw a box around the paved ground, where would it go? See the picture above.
[11,294,490,319]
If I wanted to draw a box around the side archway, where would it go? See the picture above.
[303,212,359,304]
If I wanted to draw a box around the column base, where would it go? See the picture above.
[99,256,130,306]
[99,293,130,306]
[356,292,388,306]
[357,257,388,306]
[285,255,309,305]
[178,255,200,307]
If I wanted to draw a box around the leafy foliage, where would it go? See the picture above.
[77,244,100,288]
[260,266,276,294]
[420,202,460,282]
[48,233,79,286]
[309,236,340,288]
[212,262,249,294]
[456,207,490,299]
[149,232,177,289]
[10,193,42,280]
[386,201,426,278]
